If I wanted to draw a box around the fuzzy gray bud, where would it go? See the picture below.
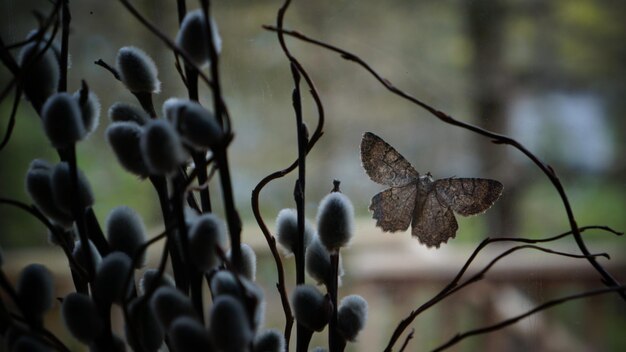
[176,9,222,67]
[168,99,222,150]
[126,298,164,351]
[108,102,150,125]
[105,122,150,177]
[188,213,226,271]
[317,192,355,252]
[25,159,73,227]
[208,271,265,331]
[150,286,197,331]
[209,270,239,297]
[210,295,254,352]
[50,162,94,214]
[73,88,100,135]
[17,264,54,321]
[61,293,103,343]
[18,39,59,108]
[168,316,213,352]
[253,329,285,352]
[139,269,175,295]
[305,237,344,287]
[106,206,147,268]
[228,243,256,281]
[94,252,133,304]
[275,208,314,255]
[116,46,161,93]
[162,97,185,122]
[140,119,187,174]
[337,295,368,341]
[72,239,102,272]
[291,285,332,332]
[41,92,86,148]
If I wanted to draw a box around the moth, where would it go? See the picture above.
[360,132,503,248]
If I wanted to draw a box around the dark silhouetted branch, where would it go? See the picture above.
[432,285,626,352]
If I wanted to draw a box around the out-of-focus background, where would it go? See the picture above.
[1,0,625,351]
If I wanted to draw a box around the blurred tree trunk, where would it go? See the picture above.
[465,0,520,237]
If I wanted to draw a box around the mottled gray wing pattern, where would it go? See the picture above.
[369,184,418,233]
[411,190,458,248]
[434,178,503,216]
[360,132,420,187]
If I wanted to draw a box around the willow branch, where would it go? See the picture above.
[432,285,626,352]
[250,1,326,346]
[0,87,22,152]
[0,198,88,282]
[398,329,415,352]
[58,0,70,92]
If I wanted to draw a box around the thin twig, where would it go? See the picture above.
[398,329,415,352]
[199,0,242,275]
[66,145,96,279]
[58,0,70,92]
[0,76,16,103]
[250,1,326,346]
[0,197,88,280]
[0,87,22,151]
[5,304,72,352]
[0,4,61,113]
[289,63,307,287]
[176,1,210,320]
[122,230,168,305]
[0,0,61,77]
[431,285,626,352]
[449,245,608,297]
[276,4,308,272]
[200,0,227,130]
[149,175,189,292]
[176,0,186,25]
[328,252,341,352]
[94,59,120,80]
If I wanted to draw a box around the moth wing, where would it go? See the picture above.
[360,132,420,187]
[411,190,458,248]
[369,185,417,233]
[434,178,503,216]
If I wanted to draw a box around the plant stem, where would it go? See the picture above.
[328,252,340,352]
[133,91,157,118]
[58,0,70,92]
[172,173,201,319]
[150,175,189,292]
[185,67,213,214]
[85,207,110,256]
[292,63,306,286]
[66,144,95,279]
[176,0,186,25]
[215,149,242,272]
[296,327,314,352]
